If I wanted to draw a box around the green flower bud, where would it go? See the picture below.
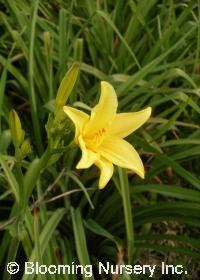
[9,110,25,148]
[55,62,80,113]
[21,138,32,157]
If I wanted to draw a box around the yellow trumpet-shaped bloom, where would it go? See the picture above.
[63,81,151,189]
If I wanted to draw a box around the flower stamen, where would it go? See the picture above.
[84,127,106,149]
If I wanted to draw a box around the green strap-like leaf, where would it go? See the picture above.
[22,208,65,280]
[0,155,19,203]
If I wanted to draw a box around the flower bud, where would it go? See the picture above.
[9,110,24,148]
[55,62,80,113]
[21,138,32,157]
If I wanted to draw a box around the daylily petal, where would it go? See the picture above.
[109,107,151,138]
[98,136,144,178]
[76,135,99,169]
[63,106,89,139]
[95,157,114,189]
[84,81,118,135]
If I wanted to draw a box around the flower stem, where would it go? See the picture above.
[118,167,134,264]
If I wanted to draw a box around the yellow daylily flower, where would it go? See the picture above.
[63,81,151,189]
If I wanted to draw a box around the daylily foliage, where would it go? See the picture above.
[63,82,151,189]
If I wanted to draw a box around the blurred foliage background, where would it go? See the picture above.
[0,0,200,279]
